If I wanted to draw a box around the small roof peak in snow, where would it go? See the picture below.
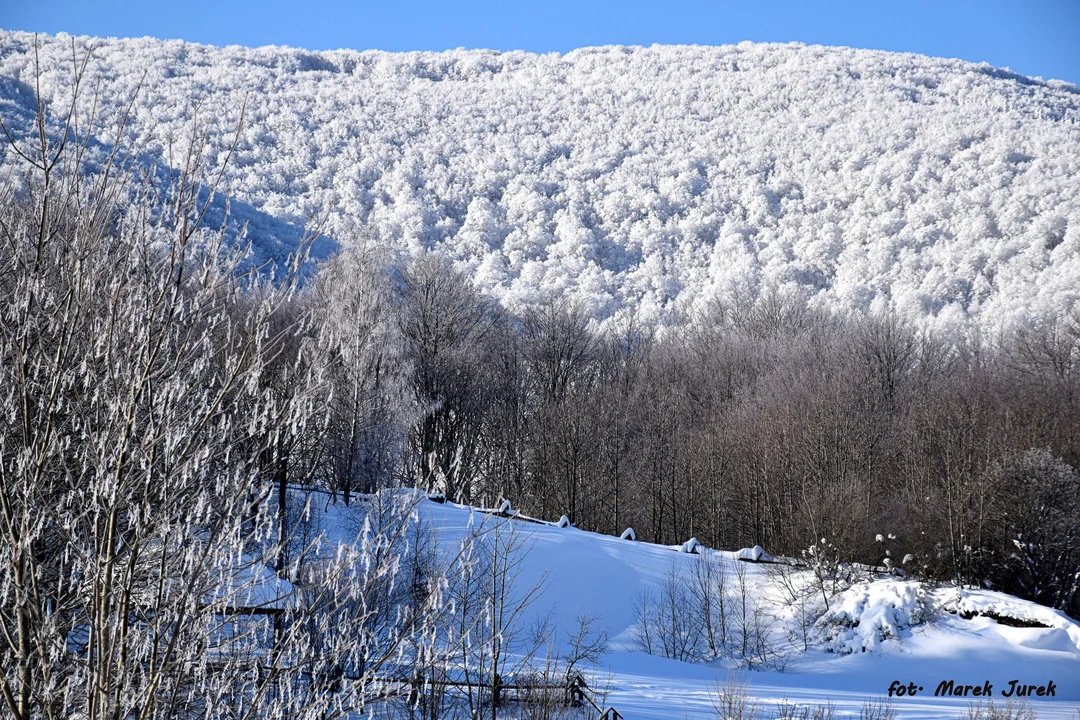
[679,537,701,554]
[735,545,773,563]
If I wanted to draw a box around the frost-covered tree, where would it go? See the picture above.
[0,51,447,720]
[313,246,409,500]
[399,254,502,502]
[450,518,550,720]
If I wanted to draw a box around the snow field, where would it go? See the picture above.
[314,493,1080,718]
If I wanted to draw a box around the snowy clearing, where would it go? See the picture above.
[307,492,1080,718]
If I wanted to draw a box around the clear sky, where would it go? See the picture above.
[2,0,1078,85]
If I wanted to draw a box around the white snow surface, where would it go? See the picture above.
[311,493,1080,718]
[2,32,1079,330]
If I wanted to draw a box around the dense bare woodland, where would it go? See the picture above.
[1,34,1080,720]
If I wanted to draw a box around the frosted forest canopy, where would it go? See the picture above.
[1,30,1079,332]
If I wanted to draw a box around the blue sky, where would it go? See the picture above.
[3,0,1078,85]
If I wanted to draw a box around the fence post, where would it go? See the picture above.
[566,673,589,707]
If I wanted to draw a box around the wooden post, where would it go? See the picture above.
[565,674,586,707]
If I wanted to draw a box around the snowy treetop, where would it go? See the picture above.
[2,31,1078,330]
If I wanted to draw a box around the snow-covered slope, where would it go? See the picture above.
[2,32,1079,329]
[317,493,1080,718]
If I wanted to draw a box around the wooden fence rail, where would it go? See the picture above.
[285,669,622,718]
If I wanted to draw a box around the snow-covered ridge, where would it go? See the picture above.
[2,31,1079,330]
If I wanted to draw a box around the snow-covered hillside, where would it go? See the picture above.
[1,31,1078,329]
[314,492,1080,719]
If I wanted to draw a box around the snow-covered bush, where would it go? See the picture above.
[814,581,934,654]
[802,538,849,609]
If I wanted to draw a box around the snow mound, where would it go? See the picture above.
[815,580,933,654]
[620,527,636,541]
[941,588,1080,652]
[735,545,772,562]
[679,537,701,554]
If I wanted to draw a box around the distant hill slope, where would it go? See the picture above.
[2,31,1079,329]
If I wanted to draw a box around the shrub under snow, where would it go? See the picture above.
[815,580,934,653]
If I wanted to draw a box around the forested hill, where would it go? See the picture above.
[2,30,1079,329]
